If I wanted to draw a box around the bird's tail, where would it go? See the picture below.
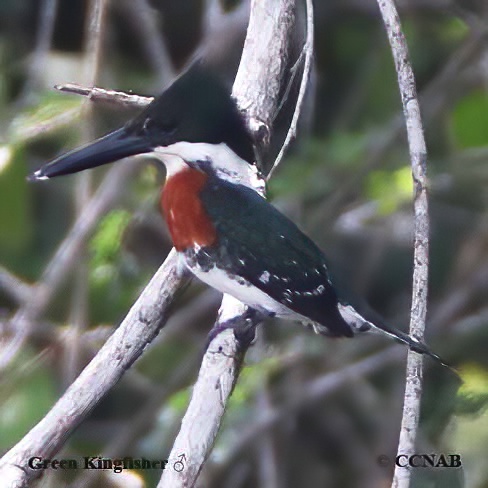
[337,302,451,369]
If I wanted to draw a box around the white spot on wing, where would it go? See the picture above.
[259,271,270,284]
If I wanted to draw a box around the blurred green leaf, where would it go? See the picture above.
[456,365,488,415]
[0,143,31,251]
[438,17,468,43]
[229,357,280,409]
[319,132,368,167]
[366,165,412,214]
[8,91,82,143]
[451,91,488,149]
[89,209,131,273]
[88,209,142,321]
[167,388,191,413]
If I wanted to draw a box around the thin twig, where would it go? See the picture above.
[55,83,153,108]
[375,1,430,487]
[272,48,305,126]
[267,0,314,179]
[82,0,108,85]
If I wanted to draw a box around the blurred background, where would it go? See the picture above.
[0,0,487,487]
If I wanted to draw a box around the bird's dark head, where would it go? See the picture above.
[29,63,255,181]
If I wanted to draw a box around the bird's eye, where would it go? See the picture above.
[142,118,177,135]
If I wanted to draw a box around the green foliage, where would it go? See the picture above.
[167,388,191,413]
[451,91,488,149]
[437,17,469,43]
[452,369,488,488]
[366,165,413,214]
[324,132,369,167]
[88,209,143,322]
[0,144,31,252]
[456,365,488,415]
[228,357,280,409]
[9,91,82,143]
[89,208,132,290]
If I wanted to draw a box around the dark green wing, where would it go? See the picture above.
[199,177,353,337]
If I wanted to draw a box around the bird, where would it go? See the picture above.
[30,63,447,366]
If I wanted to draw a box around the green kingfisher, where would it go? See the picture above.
[30,63,446,365]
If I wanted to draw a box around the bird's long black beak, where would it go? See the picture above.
[28,128,153,181]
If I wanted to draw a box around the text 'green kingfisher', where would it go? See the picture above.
[30,63,447,366]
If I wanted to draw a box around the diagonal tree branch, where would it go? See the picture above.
[0,250,188,488]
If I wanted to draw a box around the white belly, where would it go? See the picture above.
[183,255,296,319]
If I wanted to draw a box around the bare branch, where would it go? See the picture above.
[267,0,314,179]
[69,353,199,488]
[233,0,296,154]
[55,83,153,108]
[375,1,430,487]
